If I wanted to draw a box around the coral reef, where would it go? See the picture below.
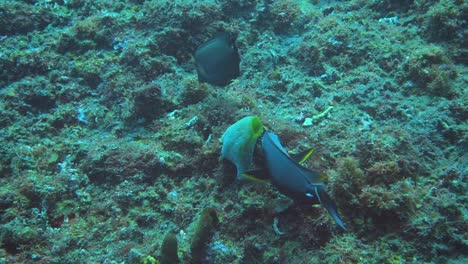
[0,0,466,263]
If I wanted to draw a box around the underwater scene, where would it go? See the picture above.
[0,0,466,263]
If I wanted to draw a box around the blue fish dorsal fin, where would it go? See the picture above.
[291,148,315,165]
[241,168,270,182]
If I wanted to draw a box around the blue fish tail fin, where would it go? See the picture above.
[315,185,346,230]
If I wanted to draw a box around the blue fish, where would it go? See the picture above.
[246,131,346,230]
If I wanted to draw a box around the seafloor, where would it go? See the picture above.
[0,0,466,263]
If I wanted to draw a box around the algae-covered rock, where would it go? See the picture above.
[181,78,209,105]
[0,2,56,35]
[190,207,218,263]
[132,83,167,122]
[160,232,179,264]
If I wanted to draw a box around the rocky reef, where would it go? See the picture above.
[0,0,466,263]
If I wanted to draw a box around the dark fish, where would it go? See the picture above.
[195,32,240,86]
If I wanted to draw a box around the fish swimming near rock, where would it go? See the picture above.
[221,116,346,230]
[195,32,240,86]
[254,131,346,230]
[221,116,264,180]
[221,117,346,230]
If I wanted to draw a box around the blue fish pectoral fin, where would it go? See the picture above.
[291,148,315,165]
[241,168,270,182]
[314,185,347,230]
